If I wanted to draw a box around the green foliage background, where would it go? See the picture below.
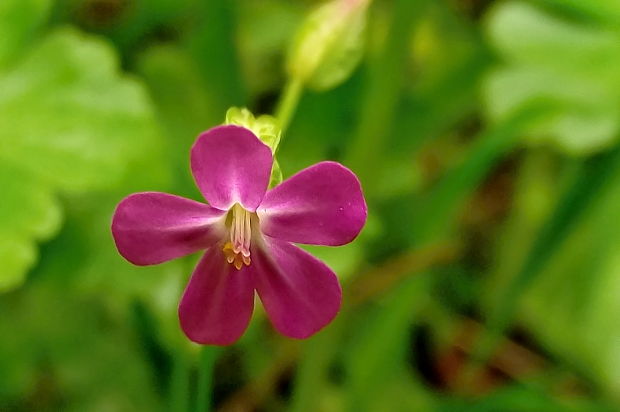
[1,0,620,410]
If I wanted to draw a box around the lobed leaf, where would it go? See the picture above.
[0,27,162,291]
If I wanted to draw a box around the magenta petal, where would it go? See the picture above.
[191,125,273,211]
[178,246,255,345]
[252,237,342,339]
[258,161,367,246]
[112,192,226,265]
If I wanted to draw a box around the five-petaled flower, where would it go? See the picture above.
[111,125,367,345]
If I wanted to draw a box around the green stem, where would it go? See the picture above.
[414,102,554,246]
[345,0,423,190]
[453,104,620,392]
[275,77,304,134]
[169,351,191,412]
[196,347,219,412]
[290,325,342,412]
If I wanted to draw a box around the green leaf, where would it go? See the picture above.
[0,28,160,190]
[483,146,620,396]
[0,0,50,69]
[538,0,620,27]
[0,165,61,291]
[0,279,161,409]
[487,2,620,69]
[0,27,162,291]
[414,102,553,244]
[287,0,368,91]
[483,1,620,155]
[516,151,620,395]
[301,242,362,282]
[137,45,220,198]
[343,275,431,412]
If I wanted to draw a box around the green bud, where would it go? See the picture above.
[287,0,369,91]
[269,159,283,188]
[225,107,281,152]
[225,107,284,187]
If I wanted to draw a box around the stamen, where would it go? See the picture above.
[243,209,251,257]
[222,204,253,269]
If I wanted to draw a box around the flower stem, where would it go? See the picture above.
[169,351,191,412]
[413,102,554,245]
[275,77,304,135]
[195,346,219,412]
[344,0,420,191]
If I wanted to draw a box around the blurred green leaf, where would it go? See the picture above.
[137,45,220,198]
[0,28,159,190]
[0,0,50,69]
[344,274,430,412]
[414,101,553,244]
[439,384,611,412]
[538,0,620,27]
[484,1,620,154]
[183,0,246,107]
[483,146,620,398]
[0,27,162,291]
[237,0,303,95]
[0,165,61,290]
[0,280,161,410]
[517,151,620,396]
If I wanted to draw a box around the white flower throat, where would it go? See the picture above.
[222,203,254,270]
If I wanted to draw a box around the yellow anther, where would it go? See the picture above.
[222,241,251,270]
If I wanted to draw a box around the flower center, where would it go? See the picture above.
[222,204,253,270]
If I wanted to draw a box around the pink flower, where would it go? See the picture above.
[111,125,367,345]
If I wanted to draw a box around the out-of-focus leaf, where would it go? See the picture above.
[138,45,219,138]
[0,28,159,190]
[0,27,162,291]
[414,101,553,245]
[343,274,430,412]
[538,0,620,27]
[483,151,559,313]
[301,242,363,283]
[237,0,303,95]
[287,0,368,91]
[137,45,219,198]
[0,280,161,410]
[483,1,620,154]
[398,0,491,156]
[345,0,422,191]
[518,159,620,396]
[182,0,246,108]
[0,165,61,290]
[484,145,620,397]
[0,0,50,68]
[439,384,611,412]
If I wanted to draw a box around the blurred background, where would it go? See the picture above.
[1,0,620,410]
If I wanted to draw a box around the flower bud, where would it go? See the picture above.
[287,0,369,91]
[225,107,283,187]
[225,107,281,152]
